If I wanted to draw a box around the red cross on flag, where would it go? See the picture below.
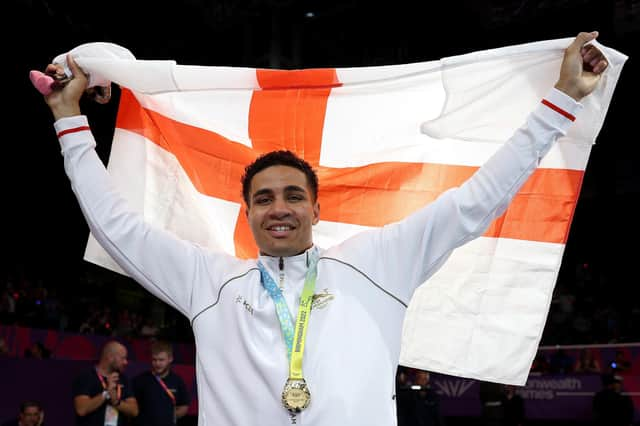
[58,39,626,383]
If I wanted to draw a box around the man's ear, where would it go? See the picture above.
[312,202,320,225]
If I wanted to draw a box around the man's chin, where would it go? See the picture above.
[260,243,311,258]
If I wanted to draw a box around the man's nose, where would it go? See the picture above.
[269,197,290,215]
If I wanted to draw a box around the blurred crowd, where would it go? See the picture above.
[0,262,192,344]
[542,262,640,345]
[4,260,639,347]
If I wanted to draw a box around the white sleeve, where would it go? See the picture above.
[55,115,228,318]
[347,88,582,303]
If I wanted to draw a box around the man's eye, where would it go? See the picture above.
[288,194,303,201]
[255,198,271,205]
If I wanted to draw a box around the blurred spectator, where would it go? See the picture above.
[96,307,115,336]
[396,368,445,426]
[609,350,632,374]
[549,348,574,374]
[78,313,97,335]
[43,289,65,330]
[23,342,50,359]
[571,310,593,343]
[140,317,160,339]
[547,283,574,343]
[573,348,601,374]
[0,288,16,323]
[479,381,505,426]
[0,336,9,358]
[1,400,44,426]
[115,309,134,337]
[503,385,525,426]
[592,373,634,426]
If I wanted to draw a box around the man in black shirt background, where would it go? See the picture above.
[133,340,190,426]
[72,340,138,426]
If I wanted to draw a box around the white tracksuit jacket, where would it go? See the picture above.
[55,88,580,425]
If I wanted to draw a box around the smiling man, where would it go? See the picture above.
[38,32,608,426]
[243,154,320,258]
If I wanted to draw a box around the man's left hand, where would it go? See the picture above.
[555,31,609,101]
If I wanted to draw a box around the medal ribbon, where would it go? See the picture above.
[258,248,318,380]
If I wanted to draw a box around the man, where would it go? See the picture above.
[39,31,608,425]
[396,369,445,426]
[71,340,138,426]
[1,400,44,426]
[592,373,634,426]
[503,385,525,426]
[479,381,506,426]
[132,340,190,426]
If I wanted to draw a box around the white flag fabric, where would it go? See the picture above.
[58,38,626,384]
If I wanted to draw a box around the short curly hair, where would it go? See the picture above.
[241,150,318,206]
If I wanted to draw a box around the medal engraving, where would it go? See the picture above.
[282,378,311,413]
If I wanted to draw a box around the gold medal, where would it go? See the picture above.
[282,378,311,413]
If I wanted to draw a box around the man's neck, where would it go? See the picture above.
[155,369,170,378]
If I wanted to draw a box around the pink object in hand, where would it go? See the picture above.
[29,70,55,95]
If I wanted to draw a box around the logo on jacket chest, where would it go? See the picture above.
[234,289,334,317]
[312,288,335,310]
[235,295,254,315]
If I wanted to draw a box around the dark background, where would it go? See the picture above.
[5,0,639,344]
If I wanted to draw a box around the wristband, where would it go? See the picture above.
[102,390,111,401]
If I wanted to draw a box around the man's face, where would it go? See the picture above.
[151,351,173,376]
[19,406,41,426]
[111,346,128,373]
[247,165,319,257]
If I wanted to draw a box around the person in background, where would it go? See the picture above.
[549,348,574,374]
[610,350,632,374]
[0,336,9,358]
[72,340,138,426]
[133,340,190,426]
[412,370,445,426]
[23,341,50,359]
[503,385,525,426]
[573,347,601,374]
[479,381,505,426]
[1,400,44,426]
[592,373,634,426]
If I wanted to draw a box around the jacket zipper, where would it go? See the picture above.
[278,257,285,290]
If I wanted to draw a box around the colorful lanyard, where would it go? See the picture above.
[258,248,318,380]
[154,374,176,405]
